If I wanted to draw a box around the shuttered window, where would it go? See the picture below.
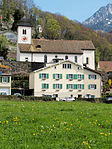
[77,74,84,80]
[53,74,62,79]
[39,73,49,79]
[88,84,96,89]
[77,84,84,89]
[53,84,62,89]
[42,83,49,89]
[66,84,74,89]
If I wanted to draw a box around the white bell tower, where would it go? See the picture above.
[17,16,32,44]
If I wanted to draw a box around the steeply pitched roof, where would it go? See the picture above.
[33,60,82,73]
[17,16,33,27]
[84,67,101,75]
[32,60,101,76]
[98,61,112,72]
[19,39,95,54]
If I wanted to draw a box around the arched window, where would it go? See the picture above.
[86,57,89,64]
[23,29,26,35]
[44,55,47,63]
[65,55,68,60]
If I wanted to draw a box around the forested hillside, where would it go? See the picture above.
[0,0,112,62]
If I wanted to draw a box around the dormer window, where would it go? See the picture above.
[36,45,41,48]
[65,56,68,60]
[23,29,26,35]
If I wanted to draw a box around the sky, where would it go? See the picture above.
[34,0,112,23]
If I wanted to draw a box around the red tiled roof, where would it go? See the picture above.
[18,39,95,54]
[98,61,112,72]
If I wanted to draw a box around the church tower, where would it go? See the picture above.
[17,16,32,44]
[17,16,32,61]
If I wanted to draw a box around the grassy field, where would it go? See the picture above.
[0,100,112,149]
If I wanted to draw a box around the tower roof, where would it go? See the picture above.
[17,16,33,27]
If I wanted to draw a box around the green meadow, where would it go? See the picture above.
[0,100,112,149]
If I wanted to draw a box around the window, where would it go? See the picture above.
[66,84,74,89]
[68,64,71,69]
[42,83,49,89]
[86,57,89,64]
[77,84,84,89]
[67,84,84,89]
[88,84,96,89]
[77,67,80,70]
[66,74,73,79]
[23,29,26,35]
[36,45,41,48]
[44,55,47,63]
[65,56,68,60]
[53,74,62,79]
[63,64,71,69]
[89,74,96,79]
[39,73,49,79]
[75,56,77,63]
[78,74,84,80]
[0,76,10,83]
[86,94,95,98]
[53,84,62,89]
[25,57,28,62]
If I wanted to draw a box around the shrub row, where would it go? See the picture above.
[0,95,108,103]
[0,95,56,101]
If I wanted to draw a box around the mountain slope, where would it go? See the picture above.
[83,3,112,32]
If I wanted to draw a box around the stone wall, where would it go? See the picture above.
[1,61,44,75]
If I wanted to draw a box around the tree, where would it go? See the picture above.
[12,9,24,31]
[43,15,61,39]
[0,34,9,59]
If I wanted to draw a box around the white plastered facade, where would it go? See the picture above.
[29,61,101,99]
[17,25,95,70]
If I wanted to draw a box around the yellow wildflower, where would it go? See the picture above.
[70,124,72,126]
[105,134,107,136]
[100,133,104,135]
[83,141,85,144]
[33,133,35,136]
[108,133,111,135]
[13,117,19,122]
[5,120,8,124]
[66,128,70,131]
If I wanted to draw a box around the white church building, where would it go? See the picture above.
[17,17,95,70]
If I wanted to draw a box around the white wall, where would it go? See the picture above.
[19,52,83,65]
[20,53,32,62]
[82,50,95,70]
[0,76,11,95]
[30,61,101,98]
[17,26,32,44]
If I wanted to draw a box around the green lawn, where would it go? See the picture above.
[0,100,112,149]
